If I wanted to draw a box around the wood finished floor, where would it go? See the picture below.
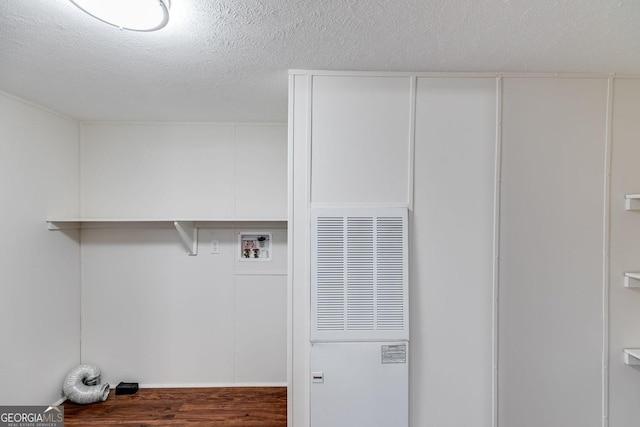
[63,387,287,426]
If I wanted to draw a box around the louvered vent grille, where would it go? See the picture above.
[312,208,408,341]
[376,217,404,330]
[346,217,374,330]
[316,217,345,331]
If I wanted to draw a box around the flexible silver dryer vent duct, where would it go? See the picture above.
[63,365,110,404]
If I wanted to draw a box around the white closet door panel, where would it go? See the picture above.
[412,77,496,427]
[499,77,606,427]
[310,76,411,205]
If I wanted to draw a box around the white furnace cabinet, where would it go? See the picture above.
[310,207,409,427]
[310,341,409,427]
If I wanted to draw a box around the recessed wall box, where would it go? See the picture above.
[238,232,272,261]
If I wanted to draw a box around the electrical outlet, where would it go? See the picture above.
[211,239,220,254]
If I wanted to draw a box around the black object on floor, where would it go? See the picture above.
[115,382,139,395]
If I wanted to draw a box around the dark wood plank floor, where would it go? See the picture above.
[63,387,287,426]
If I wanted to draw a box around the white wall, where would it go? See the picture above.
[235,125,288,219]
[0,92,80,404]
[290,73,496,427]
[289,71,638,427]
[79,122,288,386]
[609,78,640,426]
[80,225,287,386]
[81,123,287,219]
[290,74,312,426]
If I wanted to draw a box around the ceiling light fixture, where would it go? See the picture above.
[69,0,170,32]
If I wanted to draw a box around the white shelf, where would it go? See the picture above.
[47,217,287,227]
[624,348,640,365]
[46,218,287,256]
[625,194,640,211]
[624,272,640,288]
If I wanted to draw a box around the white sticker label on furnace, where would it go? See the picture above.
[381,344,407,364]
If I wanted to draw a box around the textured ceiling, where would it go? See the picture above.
[0,0,638,122]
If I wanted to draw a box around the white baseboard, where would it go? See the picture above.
[109,382,287,389]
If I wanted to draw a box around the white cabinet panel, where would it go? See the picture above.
[311,76,412,205]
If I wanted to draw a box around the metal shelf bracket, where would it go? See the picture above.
[174,221,198,256]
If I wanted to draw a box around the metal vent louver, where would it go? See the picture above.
[311,208,408,342]
[376,216,405,331]
[315,217,345,331]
